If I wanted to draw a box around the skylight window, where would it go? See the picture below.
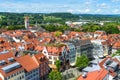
[8,57,15,62]
[0,60,7,66]
[2,62,21,73]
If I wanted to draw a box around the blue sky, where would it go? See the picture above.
[0,0,120,14]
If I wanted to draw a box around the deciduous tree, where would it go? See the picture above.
[49,70,63,80]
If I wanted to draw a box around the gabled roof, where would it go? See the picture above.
[35,45,44,51]
[99,56,111,68]
[0,64,24,77]
[99,56,120,77]
[0,38,6,42]
[69,39,92,47]
[94,31,106,35]
[32,53,48,65]
[16,55,39,72]
[78,69,108,80]
[0,52,15,63]
[113,41,120,49]
[46,46,65,56]
[0,52,24,77]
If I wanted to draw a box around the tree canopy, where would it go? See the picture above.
[82,22,120,34]
[0,12,79,29]
[0,12,120,34]
[49,70,63,80]
[55,31,62,37]
[55,60,61,71]
[111,49,120,57]
[75,54,89,69]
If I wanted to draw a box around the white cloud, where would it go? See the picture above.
[97,3,109,9]
[85,1,91,5]
[67,9,74,13]
[112,0,120,2]
[0,2,68,13]
[113,9,119,13]
[0,1,119,14]
[95,9,101,13]
[77,10,82,13]
[84,9,90,13]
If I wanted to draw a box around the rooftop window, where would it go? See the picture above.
[2,62,21,73]
[0,60,7,66]
[8,57,16,62]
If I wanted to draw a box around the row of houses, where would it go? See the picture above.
[35,40,93,70]
[0,52,50,80]
[1,30,120,68]
[0,29,120,80]
[0,30,94,70]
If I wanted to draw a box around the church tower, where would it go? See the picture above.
[25,16,29,29]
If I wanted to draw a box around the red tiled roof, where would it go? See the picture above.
[113,41,120,49]
[97,35,108,40]
[77,69,108,80]
[32,53,48,65]
[0,52,24,77]
[16,55,39,72]
[35,46,44,51]
[94,31,106,35]
[0,66,24,77]
[0,78,2,80]
[46,46,65,56]
[99,57,120,77]
[99,56,111,68]
[0,52,15,63]
[0,38,6,42]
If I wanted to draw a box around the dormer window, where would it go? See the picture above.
[8,57,15,62]
[49,56,52,59]
[40,58,44,62]
[1,41,4,44]
[0,60,7,66]
[44,51,46,53]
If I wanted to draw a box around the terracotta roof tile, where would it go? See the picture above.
[46,46,64,56]
[0,52,24,77]
[113,41,120,49]
[0,65,24,77]
[77,69,108,80]
[16,55,39,72]
[32,53,48,65]
[0,52,15,62]
[35,46,44,51]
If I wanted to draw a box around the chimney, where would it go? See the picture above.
[82,72,87,79]
[31,54,34,57]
